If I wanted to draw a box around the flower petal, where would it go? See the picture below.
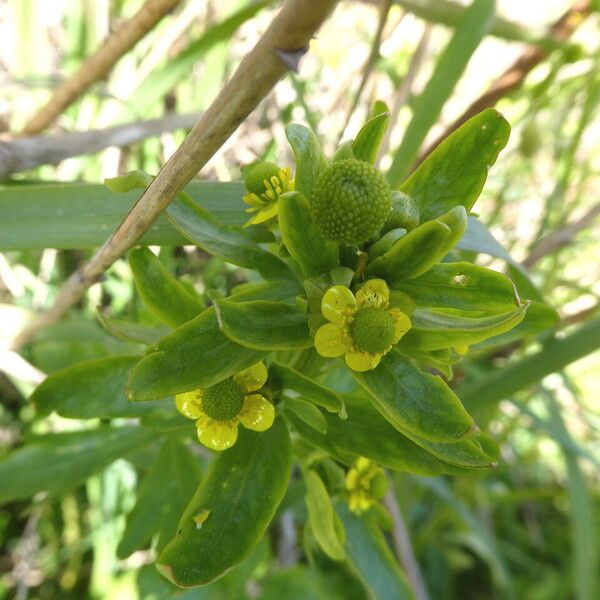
[356,279,389,309]
[321,286,357,324]
[242,192,263,208]
[388,308,412,343]
[239,394,275,432]
[345,350,381,372]
[234,362,268,393]
[175,390,203,419]
[244,203,278,227]
[197,418,239,451]
[314,322,351,358]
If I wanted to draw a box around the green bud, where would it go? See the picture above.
[244,162,282,195]
[311,159,391,245]
[383,190,419,232]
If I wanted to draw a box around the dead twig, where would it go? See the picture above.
[9,0,339,351]
[19,0,181,136]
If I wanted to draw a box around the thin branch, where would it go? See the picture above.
[19,0,181,136]
[9,0,339,351]
[0,112,201,180]
[415,0,591,167]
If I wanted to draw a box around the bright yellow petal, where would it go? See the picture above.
[321,286,357,324]
[239,394,275,432]
[175,390,203,420]
[356,279,389,309]
[244,203,278,227]
[388,308,412,343]
[242,192,263,208]
[197,418,238,451]
[314,322,351,358]
[234,362,268,393]
[345,350,381,372]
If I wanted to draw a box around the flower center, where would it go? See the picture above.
[201,379,245,421]
[349,307,396,354]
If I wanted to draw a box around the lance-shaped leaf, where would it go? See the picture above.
[270,362,345,415]
[285,123,328,199]
[400,109,510,222]
[397,262,520,312]
[278,191,339,278]
[167,195,292,282]
[118,438,203,558]
[400,304,528,351]
[96,310,170,345]
[213,298,312,351]
[129,247,205,328]
[304,469,346,561]
[157,420,291,587]
[366,206,467,284]
[336,503,416,600]
[0,427,153,503]
[352,109,390,164]
[353,351,474,442]
[31,355,172,419]
[127,308,263,401]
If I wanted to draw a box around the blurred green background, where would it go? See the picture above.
[0,1,598,598]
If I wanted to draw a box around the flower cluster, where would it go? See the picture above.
[242,162,293,227]
[345,457,387,514]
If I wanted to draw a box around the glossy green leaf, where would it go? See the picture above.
[285,397,328,434]
[366,206,468,284]
[31,356,172,419]
[213,298,312,351]
[118,438,203,558]
[332,140,356,162]
[401,304,527,351]
[396,261,520,312]
[336,503,416,600]
[96,310,170,345]
[167,195,292,281]
[400,109,510,221]
[278,191,339,278]
[0,427,153,503]
[285,123,329,199]
[353,351,474,442]
[157,419,291,587]
[129,247,204,327]
[352,110,390,164]
[270,362,345,415]
[305,469,345,561]
[127,307,263,401]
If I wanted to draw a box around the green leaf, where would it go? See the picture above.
[352,110,390,164]
[167,195,292,282]
[0,427,153,503]
[278,192,339,278]
[157,419,291,587]
[213,298,312,351]
[366,206,467,283]
[353,351,475,442]
[336,503,416,600]
[304,469,345,561]
[387,0,496,186]
[396,261,520,312]
[129,247,204,327]
[285,123,329,199]
[118,438,203,558]
[270,362,345,415]
[285,398,328,434]
[127,307,263,401]
[31,356,172,419]
[96,310,170,345]
[287,395,476,474]
[399,109,510,221]
[401,304,527,351]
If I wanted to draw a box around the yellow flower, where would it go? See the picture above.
[243,166,293,227]
[175,362,274,451]
[314,279,411,372]
[345,457,387,514]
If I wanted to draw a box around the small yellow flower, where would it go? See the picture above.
[345,457,387,514]
[243,166,293,227]
[314,279,411,372]
[175,362,274,451]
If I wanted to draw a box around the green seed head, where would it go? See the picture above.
[383,190,419,232]
[311,159,391,245]
[201,379,245,421]
[350,307,396,354]
[244,162,282,195]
